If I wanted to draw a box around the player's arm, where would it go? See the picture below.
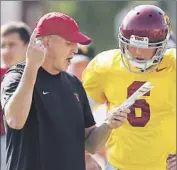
[85,124,111,154]
[81,55,109,153]
[1,29,45,130]
[82,56,107,111]
[81,53,126,153]
[79,79,129,153]
[84,106,129,154]
[1,64,39,130]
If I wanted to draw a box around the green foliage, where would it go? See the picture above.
[48,2,129,54]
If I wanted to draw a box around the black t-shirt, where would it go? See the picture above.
[1,62,95,170]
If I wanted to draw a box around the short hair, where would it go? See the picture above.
[1,21,31,44]
[77,44,95,59]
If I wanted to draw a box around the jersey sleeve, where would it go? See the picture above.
[1,65,24,112]
[82,55,107,104]
[163,48,176,70]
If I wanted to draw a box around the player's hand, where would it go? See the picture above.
[167,154,176,170]
[105,109,130,129]
[26,29,46,69]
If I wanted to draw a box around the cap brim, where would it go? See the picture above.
[70,32,92,45]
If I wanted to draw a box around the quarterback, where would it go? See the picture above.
[83,5,176,170]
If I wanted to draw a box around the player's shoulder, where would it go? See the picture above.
[164,48,176,59]
[87,49,121,73]
[1,61,25,82]
[6,61,26,75]
[162,48,176,69]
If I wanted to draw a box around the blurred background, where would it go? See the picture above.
[1,1,176,170]
[1,0,176,55]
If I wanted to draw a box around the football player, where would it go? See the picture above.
[82,5,176,170]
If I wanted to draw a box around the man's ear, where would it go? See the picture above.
[42,37,50,48]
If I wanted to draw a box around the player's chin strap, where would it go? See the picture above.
[120,54,161,74]
[120,43,169,74]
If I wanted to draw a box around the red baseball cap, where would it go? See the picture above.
[36,12,92,45]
